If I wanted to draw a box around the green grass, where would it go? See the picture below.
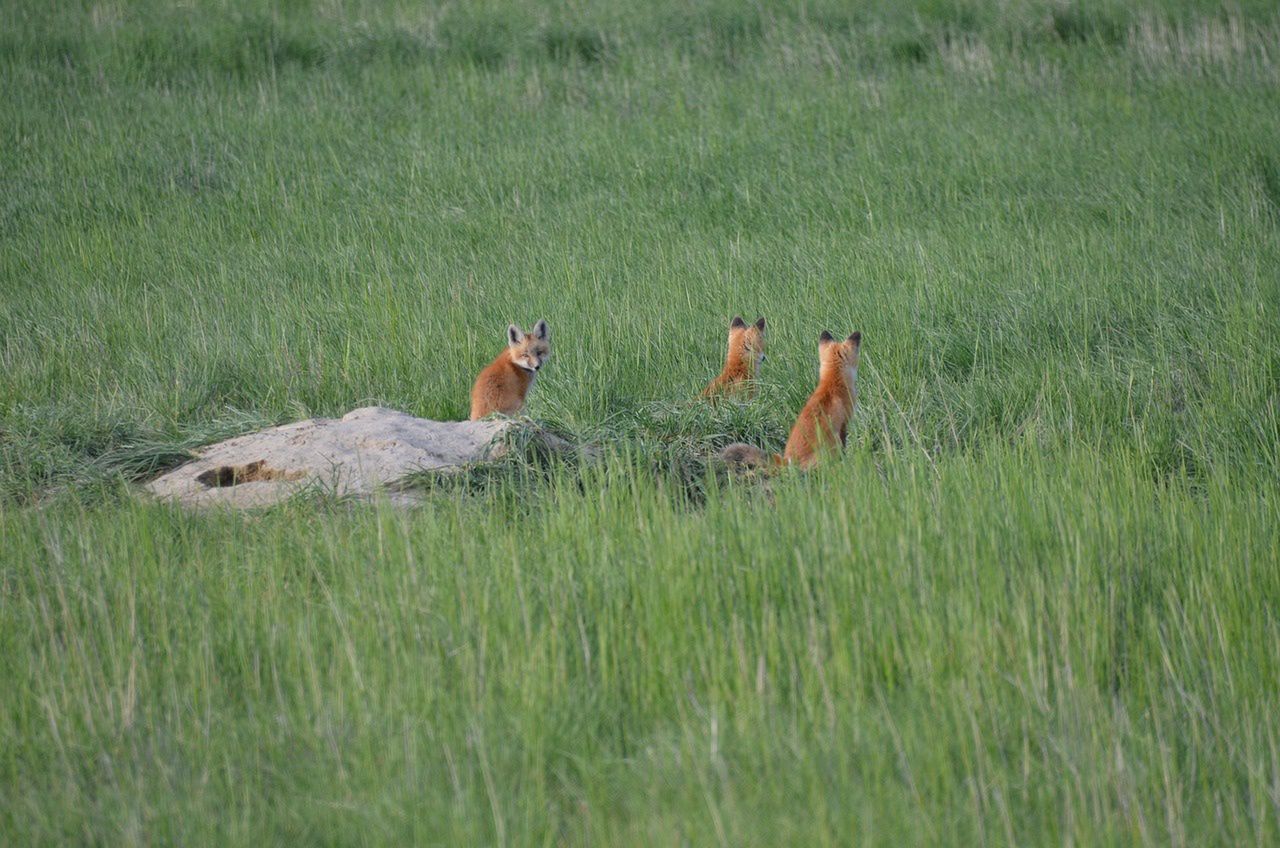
[3,0,1279,843]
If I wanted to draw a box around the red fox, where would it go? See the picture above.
[469,320,550,420]
[719,330,861,470]
[702,316,767,397]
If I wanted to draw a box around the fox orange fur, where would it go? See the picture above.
[719,330,861,470]
[469,320,550,421]
[702,316,767,397]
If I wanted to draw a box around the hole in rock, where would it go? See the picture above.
[196,460,305,488]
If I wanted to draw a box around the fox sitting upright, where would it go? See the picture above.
[702,316,767,398]
[469,320,550,420]
[720,329,861,469]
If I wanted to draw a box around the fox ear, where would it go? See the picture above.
[755,317,766,331]
[507,324,524,345]
[730,315,746,329]
[847,331,862,345]
[533,319,549,340]
[819,330,834,345]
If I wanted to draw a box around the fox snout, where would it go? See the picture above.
[513,356,544,373]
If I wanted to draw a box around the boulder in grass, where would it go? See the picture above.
[144,406,519,509]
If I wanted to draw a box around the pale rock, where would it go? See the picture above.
[145,406,517,509]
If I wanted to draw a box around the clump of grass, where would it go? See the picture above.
[890,37,932,65]
[541,27,610,66]
[399,401,780,509]
[1048,6,1127,46]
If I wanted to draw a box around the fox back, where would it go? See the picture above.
[782,330,861,468]
[702,316,766,398]
[469,320,550,420]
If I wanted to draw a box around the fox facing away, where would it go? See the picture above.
[720,330,861,470]
[469,320,550,420]
[702,316,767,398]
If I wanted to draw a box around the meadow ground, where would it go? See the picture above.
[2,0,1279,844]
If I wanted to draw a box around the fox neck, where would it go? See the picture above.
[506,352,537,384]
[721,355,756,381]
[819,362,857,393]
[723,343,758,379]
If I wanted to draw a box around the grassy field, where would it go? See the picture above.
[3,0,1279,843]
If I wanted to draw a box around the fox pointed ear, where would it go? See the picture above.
[819,330,834,345]
[533,319,549,340]
[755,317,766,331]
[848,331,862,345]
[507,324,524,345]
[730,315,746,329]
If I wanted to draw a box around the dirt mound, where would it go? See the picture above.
[145,406,517,508]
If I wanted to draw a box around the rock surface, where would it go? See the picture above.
[145,406,516,509]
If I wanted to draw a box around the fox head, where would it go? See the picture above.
[818,330,861,380]
[729,315,768,370]
[507,320,550,373]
